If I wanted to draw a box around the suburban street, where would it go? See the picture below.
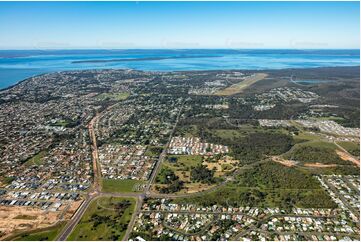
[57,101,186,241]
[145,101,185,194]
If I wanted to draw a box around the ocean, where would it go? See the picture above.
[0,49,359,89]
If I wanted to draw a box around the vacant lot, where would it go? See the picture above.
[24,150,47,166]
[97,92,130,101]
[0,206,60,240]
[174,162,337,209]
[11,222,66,241]
[154,155,220,194]
[67,197,136,241]
[160,155,202,182]
[216,73,268,96]
[166,155,203,170]
[102,179,145,193]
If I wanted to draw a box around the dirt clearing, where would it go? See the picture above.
[336,150,360,167]
[0,206,59,240]
[303,163,338,168]
[272,156,298,167]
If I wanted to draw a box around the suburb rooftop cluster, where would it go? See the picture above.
[0,66,360,241]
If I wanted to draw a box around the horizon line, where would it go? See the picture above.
[0,48,360,51]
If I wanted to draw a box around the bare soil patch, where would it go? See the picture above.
[336,150,360,167]
[63,200,83,220]
[0,206,59,240]
[272,156,298,167]
[303,163,338,168]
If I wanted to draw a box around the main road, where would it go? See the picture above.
[145,101,185,194]
[56,112,102,241]
[88,113,102,192]
[56,194,95,241]
[57,101,185,241]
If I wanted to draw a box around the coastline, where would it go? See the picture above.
[1,65,359,92]
[0,72,50,92]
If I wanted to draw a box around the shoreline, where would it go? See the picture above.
[1,65,360,92]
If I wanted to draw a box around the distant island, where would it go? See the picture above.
[72,55,217,64]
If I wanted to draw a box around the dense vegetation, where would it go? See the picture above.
[305,165,360,176]
[228,102,309,120]
[145,146,163,157]
[335,109,360,128]
[190,165,215,184]
[231,132,293,161]
[203,130,293,163]
[158,180,184,194]
[174,160,337,209]
[348,147,360,157]
[237,162,320,189]
[285,146,349,165]
[174,185,336,210]
[156,168,179,184]
[156,168,184,193]
[337,141,360,157]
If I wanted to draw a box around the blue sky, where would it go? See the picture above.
[0,1,359,49]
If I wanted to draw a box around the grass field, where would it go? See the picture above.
[337,141,360,156]
[292,131,321,143]
[297,140,338,149]
[204,156,237,174]
[0,176,15,185]
[165,155,203,170]
[67,197,136,241]
[144,146,163,157]
[53,119,70,127]
[215,73,268,96]
[23,151,47,166]
[212,129,247,140]
[314,116,345,121]
[174,125,199,137]
[162,155,203,180]
[287,131,338,153]
[154,155,217,194]
[97,92,130,101]
[283,140,351,166]
[11,222,66,241]
[102,179,145,193]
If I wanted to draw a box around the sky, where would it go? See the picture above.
[0,1,359,49]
